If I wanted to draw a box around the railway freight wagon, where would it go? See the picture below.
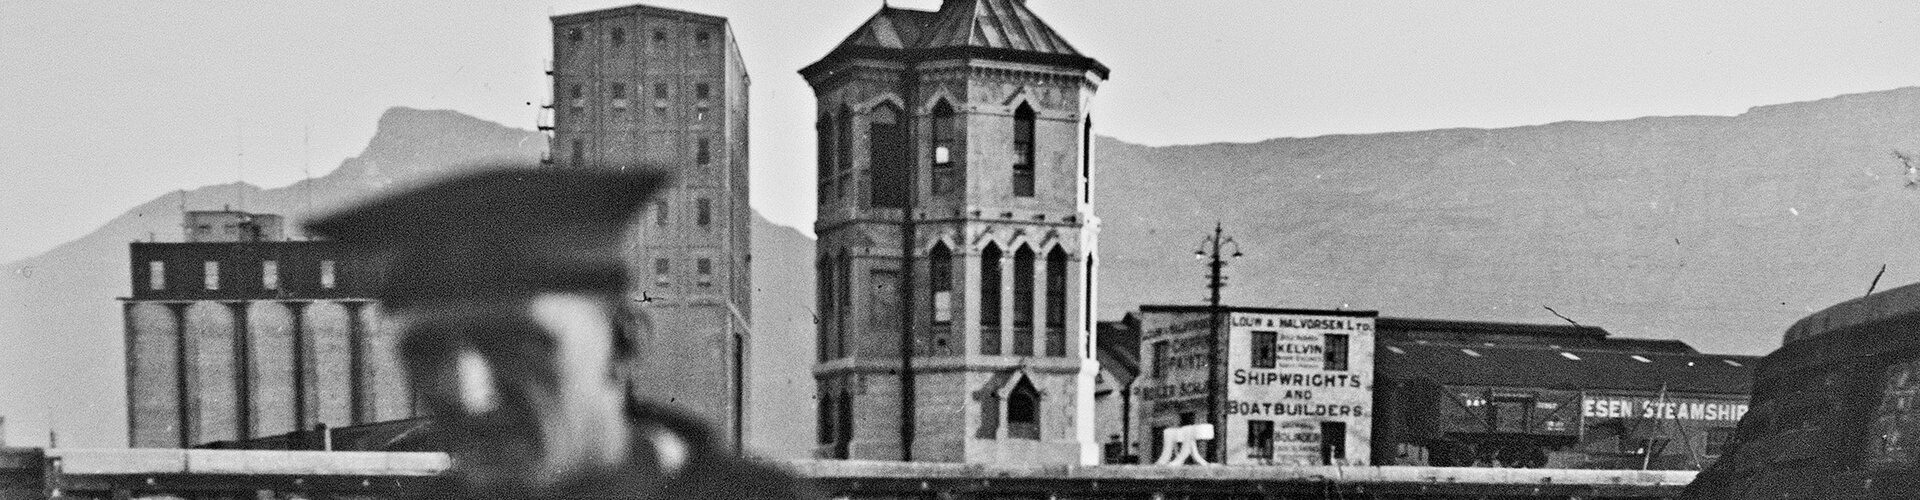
[1686,282,1920,499]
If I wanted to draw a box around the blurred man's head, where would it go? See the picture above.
[307,167,665,495]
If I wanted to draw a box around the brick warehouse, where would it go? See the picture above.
[547,2,753,451]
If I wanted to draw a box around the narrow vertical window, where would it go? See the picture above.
[1012,246,1035,356]
[930,101,959,194]
[817,390,834,445]
[570,84,585,112]
[1082,115,1093,203]
[1324,334,1350,371]
[697,258,712,275]
[1084,254,1095,357]
[571,139,585,167]
[833,391,853,459]
[655,201,669,226]
[816,115,832,180]
[203,261,220,290]
[1007,379,1040,440]
[696,138,711,165]
[836,252,852,358]
[867,103,907,208]
[835,105,853,200]
[610,83,628,111]
[609,27,625,46]
[696,198,712,226]
[1012,103,1036,197]
[261,260,279,290]
[979,244,1002,355]
[148,261,166,291]
[1045,247,1067,356]
[818,257,835,362]
[1252,331,1278,368]
[319,260,336,289]
[930,244,953,324]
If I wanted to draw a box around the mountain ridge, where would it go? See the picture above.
[1091,85,1920,360]
[11,85,1920,455]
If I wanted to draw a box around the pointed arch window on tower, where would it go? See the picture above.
[1012,103,1036,197]
[980,244,1003,356]
[867,103,908,208]
[930,243,953,325]
[1007,378,1041,440]
[1045,247,1068,357]
[931,101,960,195]
[1013,245,1035,356]
[836,105,854,200]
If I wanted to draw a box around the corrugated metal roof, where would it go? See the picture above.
[1377,340,1758,395]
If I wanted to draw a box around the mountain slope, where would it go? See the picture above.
[0,107,545,447]
[746,211,816,459]
[1093,87,1920,356]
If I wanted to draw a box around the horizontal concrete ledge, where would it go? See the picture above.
[48,449,449,476]
[785,460,1696,487]
[38,450,1692,488]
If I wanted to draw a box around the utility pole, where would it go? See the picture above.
[1195,222,1241,463]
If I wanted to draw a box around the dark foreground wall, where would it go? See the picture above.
[1685,282,1920,499]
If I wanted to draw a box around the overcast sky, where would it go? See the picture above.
[6,0,1920,262]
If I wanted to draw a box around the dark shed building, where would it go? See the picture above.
[1373,318,1757,470]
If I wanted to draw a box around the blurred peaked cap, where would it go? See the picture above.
[304,165,671,309]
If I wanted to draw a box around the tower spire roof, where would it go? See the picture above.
[918,0,1081,56]
[804,0,1107,80]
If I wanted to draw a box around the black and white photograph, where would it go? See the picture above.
[4,1,1920,498]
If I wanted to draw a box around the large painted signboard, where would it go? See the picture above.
[1133,309,1215,461]
[1225,311,1374,466]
